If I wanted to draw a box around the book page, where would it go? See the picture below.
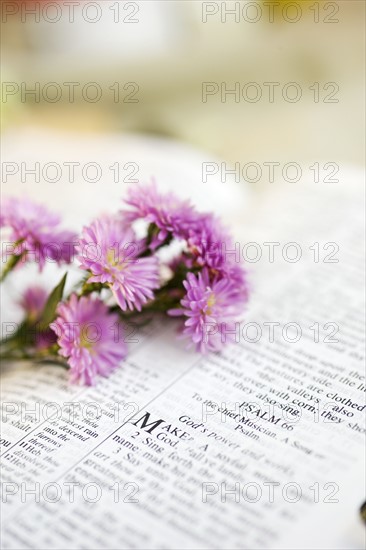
[1,173,365,549]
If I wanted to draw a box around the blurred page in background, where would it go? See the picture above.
[0,129,249,227]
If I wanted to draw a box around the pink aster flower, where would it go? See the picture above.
[19,286,48,322]
[122,183,198,249]
[186,213,234,274]
[18,286,57,351]
[34,330,58,352]
[51,294,126,385]
[168,268,248,353]
[77,217,159,311]
[1,197,76,270]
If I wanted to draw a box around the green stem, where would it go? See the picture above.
[0,340,23,354]
[80,281,109,297]
[0,351,32,361]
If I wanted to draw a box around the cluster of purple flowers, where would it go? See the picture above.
[1,197,76,269]
[1,184,248,385]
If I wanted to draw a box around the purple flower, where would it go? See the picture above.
[122,183,198,249]
[34,330,57,352]
[186,213,233,273]
[51,294,126,385]
[1,197,76,270]
[77,217,159,311]
[18,286,57,351]
[19,286,48,322]
[168,268,248,353]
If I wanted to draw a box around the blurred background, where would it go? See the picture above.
[1,0,365,185]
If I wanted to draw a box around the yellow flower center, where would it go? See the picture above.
[106,249,127,272]
[206,292,216,315]
[107,249,118,266]
[80,329,94,351]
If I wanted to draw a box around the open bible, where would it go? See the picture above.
[1,148,365,549]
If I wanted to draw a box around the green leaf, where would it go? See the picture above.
[40,273,67,328]
[0,253,22,283]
